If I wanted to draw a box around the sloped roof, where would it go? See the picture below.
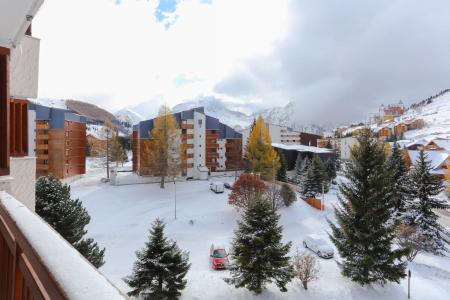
[432,139,450,152]
[272,143,334,154]
[407,150,449,170]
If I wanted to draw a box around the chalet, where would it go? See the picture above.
[406,118,425,130]
[404,150,449,178]
[132,107,243,179]
[272,143,336,170]
[394,123,408,137]
[376,125,393,140]
[87,132,107,157]
[424,139,450,152]
[29,103,87,179]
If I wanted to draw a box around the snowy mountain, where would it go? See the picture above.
[402,89,450,140]
[172,96,253,128]
[253,102,329,134]
[114,107,145,126]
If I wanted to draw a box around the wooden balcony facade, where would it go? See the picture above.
[181,123,194,130]
[35,120,50,177]
[0,192,125,299]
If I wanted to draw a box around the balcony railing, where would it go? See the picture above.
[0,191,126,299]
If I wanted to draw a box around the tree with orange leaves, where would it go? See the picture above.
[245,116,280,177]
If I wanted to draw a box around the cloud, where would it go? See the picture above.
[33,0,288,112]
[34,0,450,125]
[214,0,450,125]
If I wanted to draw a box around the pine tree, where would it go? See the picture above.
[125,219,190,299]
[245,116,280,176]
[328,130,408,285]
[225,199,293,294]
[301,165,317,199]
[144,104,182,188]
[403,150,449,255]
[277,152,287,182]
[324,157,337,182]
[294,155,310,181]
[36,175,105,268]
[387,142,409,219]
[301,155,329,199]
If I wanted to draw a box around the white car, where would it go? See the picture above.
[303,234,334,259]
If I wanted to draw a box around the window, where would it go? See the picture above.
[198,119,203,127]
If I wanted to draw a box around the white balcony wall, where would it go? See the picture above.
[10,35,40,99]
[10,156,36,211]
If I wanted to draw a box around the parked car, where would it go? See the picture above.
[210,244,229,270]
[224,182,232,189]
[303,234,334,259]
[210,181,224,193]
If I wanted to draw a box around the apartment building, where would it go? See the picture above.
[29,103,87,179]
[0,1,43,211]
[132,107,242,179]
[240,123,321,156]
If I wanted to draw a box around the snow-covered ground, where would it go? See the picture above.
[69,167,450,300]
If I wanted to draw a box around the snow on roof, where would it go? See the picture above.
[407,150,449,170]
[272,143,334,154]
[0,192,126,299]
[432,139,450,152]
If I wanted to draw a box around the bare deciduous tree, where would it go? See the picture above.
[292,249,320,290]
[395,225,429,262]
[265,183,284,210]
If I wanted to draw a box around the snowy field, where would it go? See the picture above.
[70,165,450,300]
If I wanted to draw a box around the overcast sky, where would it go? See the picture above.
[34,0,450,124]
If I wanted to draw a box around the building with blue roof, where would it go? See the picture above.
[28,103,87,179]
[132,107,242,179]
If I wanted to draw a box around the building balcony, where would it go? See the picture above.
[36,122,49,130]
[206,143,219,149]
[180,133,194,140]
[181,123,194,130]
[0,191,125,299]
[36,144,48,150]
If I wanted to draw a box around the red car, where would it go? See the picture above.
[210,244,229,270]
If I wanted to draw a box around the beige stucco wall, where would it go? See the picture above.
[9,156,36,211]
[10,35,40,99]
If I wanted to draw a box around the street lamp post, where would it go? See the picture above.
[174,177,177,220]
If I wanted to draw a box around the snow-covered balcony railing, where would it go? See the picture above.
[0,191,126,299]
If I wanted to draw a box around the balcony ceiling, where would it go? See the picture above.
[0,0,43,48]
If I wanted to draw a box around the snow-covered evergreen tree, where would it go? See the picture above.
[277,152,287,182]
[36,175,105,268]
[125,219,190,299]
[329,130,408,285]
[294,155,310,182]
[301,165,317,199]
[386,142,409,219]
[301,155,329,199]
[403,150,449,255]
[225,199,293,294]
[324,157,337,182]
